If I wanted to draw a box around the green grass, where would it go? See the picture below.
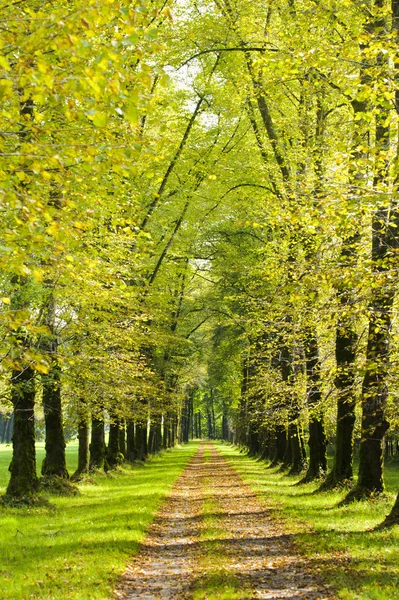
[0,441,198,600]
[0,442,79,489]
[216,442,399,600]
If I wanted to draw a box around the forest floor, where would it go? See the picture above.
[116,442,333,599]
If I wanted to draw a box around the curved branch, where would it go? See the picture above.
[179,46,279,68]
[221,183,275,198]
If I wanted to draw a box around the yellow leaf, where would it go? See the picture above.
[162,6,173,21]
[0,56,10,70]
[74,221,87,230]
[32,269,44,282]
[1,297,11,305]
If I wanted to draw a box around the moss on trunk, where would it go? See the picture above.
[6,368,39,499]
[41,364,68,478]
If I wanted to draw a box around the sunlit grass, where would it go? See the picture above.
[0,441,198,600]
[0,442,79,489]
[216,442,399,600]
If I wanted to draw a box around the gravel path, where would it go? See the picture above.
[115,443,334,599]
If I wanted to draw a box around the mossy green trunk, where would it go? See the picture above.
[6,367,39,498]
[41,364,68,478]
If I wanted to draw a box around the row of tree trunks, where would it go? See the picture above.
[0,413,14,444]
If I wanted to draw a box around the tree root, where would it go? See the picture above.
[40,475,80,496]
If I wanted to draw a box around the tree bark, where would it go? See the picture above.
[135,422,148,461]
[270,424,287,466]
[41,364,68,478]
[6,367,39,498]
[126,420,136,462]
[107,419,122,467]
[75,417,89,475]
[119,420,126,457]
[89,415,107,470]
[303,332,327,481]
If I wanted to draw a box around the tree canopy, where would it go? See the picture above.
[2,0,399,523]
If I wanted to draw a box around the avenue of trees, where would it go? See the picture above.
[2,0,399,525]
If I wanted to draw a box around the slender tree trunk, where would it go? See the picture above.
[288,418,307,475]
[270,424,287,466]
[1,413,13,444]
[303,333,327,481]
[119,420,126,457]
[6,367,39,498]
[135,422,148,460]
[126,420,136,462]
[355,283,392,494]
[107,419,121,467]
[171,416,177,447]
[75,418,89,475]
[324,306,358,487]
[41,294,68,479]
[89,415,106,470]
[148,417,162,454]
[74,398,89,476]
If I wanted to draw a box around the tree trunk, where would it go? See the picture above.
[135,422,148,461]
[126,420,136,462]
[324,318,358,487]
[356,285,392,494]
[89,415,106,470]
[163,414,170,449]
[303,333,327,481]
[288,419,307,475]
[41,293,68,479]
[119,420,126,457]
[107,419,121,467]
[75,417,89,475]
[1,413,14,444]
[222,411,229,441]
[270,424,287,466]
[6,367,39,498]
[148,417,162,454]
[171,417,176,447]
[41,364,68,478]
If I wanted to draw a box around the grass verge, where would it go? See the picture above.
[0,441,198,600]
[216,442,399,600]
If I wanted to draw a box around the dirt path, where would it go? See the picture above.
[115,443,334,599]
